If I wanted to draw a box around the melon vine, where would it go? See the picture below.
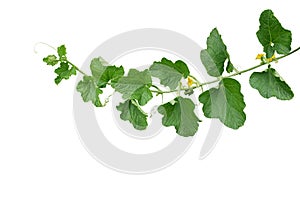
[40,9,298,136]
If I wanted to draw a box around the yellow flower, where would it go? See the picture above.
[256,53,264,59]
[187,76,194,87]
[267,54,276,62]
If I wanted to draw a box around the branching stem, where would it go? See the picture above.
[149,46,300,94]
[66,61,89,77]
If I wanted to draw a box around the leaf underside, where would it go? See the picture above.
[199,78,246,129]
[117,100,148,130]
[200,28,233,77]
[114,69,153,106]
[250,68,294,100]
[158,97,200,137]
[149,58,190,90]
[76,76,103,107]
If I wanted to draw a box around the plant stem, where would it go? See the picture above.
[36,42,89,77]
[150,85,163,93]
[151,46,300,94]
[67,61,89,76]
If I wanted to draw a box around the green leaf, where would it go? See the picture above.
[158,97,200,137]
[43,55,58,66]
[257,9,292,58]
[200,28,232,77]
[57,45,67,60]
[117,100,148,130]
[149,58,190,90]
[90,57,124,88]
[76,76,103,107]
[184,88,194,96]
[54,62,76,84]
[199,78,246,129]
[90,57,108,80]
[249,68,294,100]
[114,69,153,105]
[226,61,234,73]
[98,66,124,88]
[130,86,153,106]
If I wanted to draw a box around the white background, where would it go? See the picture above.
[1,0,300,199]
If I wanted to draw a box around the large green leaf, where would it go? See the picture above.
[249,68,294,100]
[257,9,292,58]
[158,97,200,137]
[114,69,153,106]
[199,78,246,129]
[76,76,103,107]
[90,57,124,88]
[90,57,107,81]
[149,58,190,90]
[200,28,233,77]
[130,86,153,106]
[117,100,148,130]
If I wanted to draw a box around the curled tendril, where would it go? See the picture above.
[34,42,56,54]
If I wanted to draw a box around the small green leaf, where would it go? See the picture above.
[57,45,67,60]
[76,76,103,107]
[249,68,294,100]
[114,69,153,105]
[200,28,233,77]
[226,61,234,73]
[184,88,194,96]
[117,100,148,130]
[149,58,190,90]
[90,57,124,88]
[265,45,275,59]
[257,9,292,58]
[158,97,200,137]
[54,62,76,84]
[199,78,246,129]
[43,55,59,66]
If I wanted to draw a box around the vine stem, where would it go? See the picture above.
[67,61,89,77]
[34,42,89,77]
[150,46,300,94]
